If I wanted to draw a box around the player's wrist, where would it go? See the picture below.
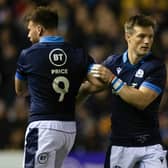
[110,76,125,93]
[108,74,115,85]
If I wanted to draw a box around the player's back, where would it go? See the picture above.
[18,39,93,123]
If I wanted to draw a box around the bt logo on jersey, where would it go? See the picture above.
[53,53,64,61]
[49,48,67,67]
[37,152,48,164]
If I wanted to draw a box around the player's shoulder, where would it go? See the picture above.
[144,53,166,70]
[20,43,40,55]
[22,41,87,59]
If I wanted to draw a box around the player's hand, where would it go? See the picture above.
[89,64,115,85]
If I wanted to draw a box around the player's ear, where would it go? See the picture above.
[37,25,44,36]
[125,32,131,42]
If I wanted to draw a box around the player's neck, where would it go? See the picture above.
[127,50,142,65]
[41,29,58,37]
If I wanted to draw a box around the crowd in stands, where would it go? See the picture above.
[0,0,168,153]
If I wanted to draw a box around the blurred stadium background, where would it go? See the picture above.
[0,0,168,167]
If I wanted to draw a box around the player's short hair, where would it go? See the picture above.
[124,14,156,34]
[26,6,58,29]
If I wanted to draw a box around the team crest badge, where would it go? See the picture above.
[135,69,144,78]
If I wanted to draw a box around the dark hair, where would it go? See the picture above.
[30,0,51,6]
[26,7,58,29]
[124,14,156,34]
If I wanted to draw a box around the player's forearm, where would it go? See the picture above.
[88,64,159,110]
[76,81,104,104]
[16,89,29,97]
[15,87,29,96]
[15,78,29,97]
[118,85,156,110]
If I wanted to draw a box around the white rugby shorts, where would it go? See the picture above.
[105,144,167,168]
[23,120,76,168]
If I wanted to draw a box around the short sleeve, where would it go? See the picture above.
[141,64,166,94]
[15,50,27,80]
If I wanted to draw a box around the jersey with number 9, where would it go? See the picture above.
[16,42,94,122]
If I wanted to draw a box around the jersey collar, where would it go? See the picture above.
[123,51,128,63]
[39,36,64,43]
[122,50,151,66]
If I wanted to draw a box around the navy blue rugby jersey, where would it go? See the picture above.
[15,36,94,122]
[103,51,167,146]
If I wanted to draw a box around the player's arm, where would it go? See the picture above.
[77,69,108,103]
[90,64,162,110]
[117,84,159,110]
[15,49,29,96]
[15,72,28,97]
